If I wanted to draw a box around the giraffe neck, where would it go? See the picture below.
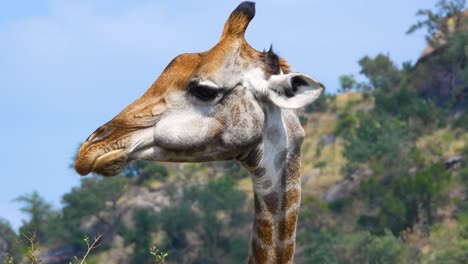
[241,106,303,264]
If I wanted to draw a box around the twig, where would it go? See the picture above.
[79,234,102,264]
[22,232,41,264]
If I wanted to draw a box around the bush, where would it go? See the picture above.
[359,163,451,234]
[374,87,436,125]
[336,230,403,264]
[335,113,358,138]
[344,115,406,163]
[298,230,338,264]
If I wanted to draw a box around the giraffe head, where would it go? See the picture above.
[75,1,324,176]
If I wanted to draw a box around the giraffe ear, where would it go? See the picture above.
[266,73,325,109]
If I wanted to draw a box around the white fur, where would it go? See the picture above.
[252,105,287,194]
[154,110,217,147]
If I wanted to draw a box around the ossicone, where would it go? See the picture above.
[220,1,256,40]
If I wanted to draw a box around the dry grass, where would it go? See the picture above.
[416,129,468,163]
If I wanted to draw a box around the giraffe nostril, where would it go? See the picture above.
[86,125,113,143]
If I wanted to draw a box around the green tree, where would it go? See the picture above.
[297,196,337,264]
[337,231,404,264]
[358,54,402,92]
[186,176,248,263]
[407,0,466,46]
[359,163,451,234]
[343,115,406,164]
[299,230,337,264]
[339,74,357,92]
[14,191,53,242]
[58,176,129,248]
[124,161,169,184]
[124,208,158,264]
[157,203,197,262]
[0,218,19,263]
[156,176,249,264]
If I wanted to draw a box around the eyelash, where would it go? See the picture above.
[189,84,219,101]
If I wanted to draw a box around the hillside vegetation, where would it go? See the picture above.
[1,1,468,263]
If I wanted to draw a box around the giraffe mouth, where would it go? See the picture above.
[75,147,128,177]
[90,149,128,176]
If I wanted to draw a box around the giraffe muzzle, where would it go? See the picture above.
[75,143,128,176]
[75,124,132,176]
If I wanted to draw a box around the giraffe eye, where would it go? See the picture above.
[189,84,219,101]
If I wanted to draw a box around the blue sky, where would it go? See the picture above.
[0,0,439,230]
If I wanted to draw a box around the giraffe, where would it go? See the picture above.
[75,2,324,263]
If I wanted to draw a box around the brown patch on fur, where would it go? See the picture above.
[263,191,279,215]
[255,218,274,245]
[277,208,298,241]
[284,187,300,210]
[284,157,301,181]
[278,242,295,263]
[251,239,270,264]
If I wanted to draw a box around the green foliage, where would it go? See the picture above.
[221,161,249,180]
[344,115,406,163]
[358,54,402,92]
[0,219,19,263]
[298,230,338,264]
[57,176,129,248]
[124,161,169,184]
[155,176,249,263]
[407,0,466,43]
[305,94,331,113]
[125,209,158,264]
[185,176,245,213]
[374,87,437,124]
[299,115,308,126]
[339,74,358,92]
[460,167,468,186]
[187,176,248,263]
[299,195,331,230]
[454,112,468,130]
[14,191,53,243]
[297,196,339,263]
[22,232,41,264]
[334,112,358,137]
[336,230,403,264]
[430,244,468,264]
[149,246,168,264]
[359,163,451,234]
[157,203,196,255]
